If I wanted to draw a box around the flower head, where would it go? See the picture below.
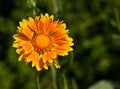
[13,13,74,71]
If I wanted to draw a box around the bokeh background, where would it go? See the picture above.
[0,0,120,89]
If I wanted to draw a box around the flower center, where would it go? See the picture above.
[35,35,50,49]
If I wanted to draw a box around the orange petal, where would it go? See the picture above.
[30,52,42,71]
[53,59,60,69]
[48,51,57,59]
[16,48,24,54]
[17,27,34,40]
[54,47,69,56]
[18,54,24,61]
[42,52,50,63]
[21,41,34,54]
[31,52,40,66]
[43,63,48,69]
[28,17,38,33]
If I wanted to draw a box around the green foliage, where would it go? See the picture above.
[88,80,114,89]
[0,0,120,89]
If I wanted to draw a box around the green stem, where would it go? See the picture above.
[36,71,40,89]
[51,65,58,89]
[51,0,62,89]
[52,0,62,19]
[63,74,68,89]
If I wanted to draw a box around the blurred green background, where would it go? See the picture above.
[0,0,120,89]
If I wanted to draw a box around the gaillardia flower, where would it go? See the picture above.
[13,13,73,71]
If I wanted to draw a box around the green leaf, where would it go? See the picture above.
[88,80,114,89]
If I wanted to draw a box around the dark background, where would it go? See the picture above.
[0,0,120,89]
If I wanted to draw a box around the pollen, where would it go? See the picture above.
[35,35,50,49]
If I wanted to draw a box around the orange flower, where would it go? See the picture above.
[13,13,74,71]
